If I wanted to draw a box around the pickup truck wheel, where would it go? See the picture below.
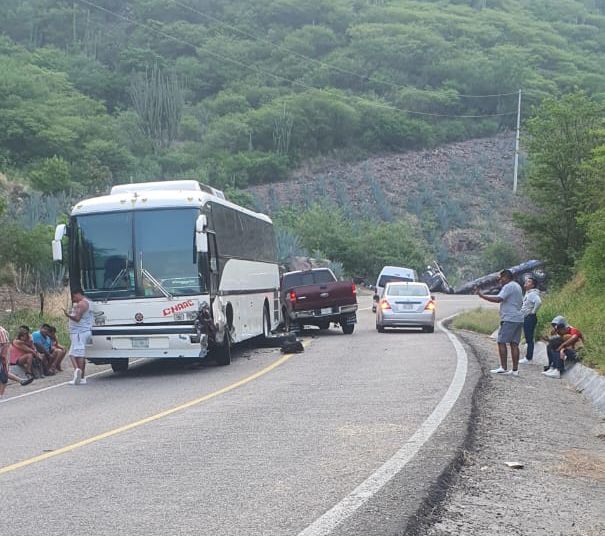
[215,332,232,366]
[111,359,129,373]
[342,323,355,335]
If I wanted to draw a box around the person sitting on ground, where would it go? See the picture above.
[8,327,38,380]
[543,316,584,379]
[47,325,66,372]
[1,325,34,398]
[32,323,57,376]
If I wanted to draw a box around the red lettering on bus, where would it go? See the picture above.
[162,300,195,317]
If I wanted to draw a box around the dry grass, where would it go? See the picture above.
[43,288,71,316]
[555,449,605,482]
[451,307,500,335]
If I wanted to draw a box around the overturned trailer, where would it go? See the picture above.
[454,260,546,295]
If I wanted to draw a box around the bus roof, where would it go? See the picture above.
[70,180,272,223]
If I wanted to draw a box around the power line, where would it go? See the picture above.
[170,0,518,100]
[76,0,517,118]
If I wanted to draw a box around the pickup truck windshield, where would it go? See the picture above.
[283,270,336,289]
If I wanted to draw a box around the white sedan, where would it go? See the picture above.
[375,282,436,333]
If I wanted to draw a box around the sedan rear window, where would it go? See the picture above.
[386,285,429,297]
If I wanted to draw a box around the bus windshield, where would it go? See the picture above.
[71,208,205,299]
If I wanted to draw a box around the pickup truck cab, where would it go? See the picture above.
[281,268,358,334]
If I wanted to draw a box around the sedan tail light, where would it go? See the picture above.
[425,300,436,311]
[380,299,391,310]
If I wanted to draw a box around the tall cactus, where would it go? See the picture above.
[129,64,184,152]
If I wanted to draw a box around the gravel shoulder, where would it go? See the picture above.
[420,330,605,536]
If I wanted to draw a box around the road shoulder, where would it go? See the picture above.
[419,330,605,536]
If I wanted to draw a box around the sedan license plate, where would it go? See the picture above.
[398,304,414,312]
[321,307,332,315]
[132,337,149,349]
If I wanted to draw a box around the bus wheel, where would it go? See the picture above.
[262,303,271,339]
[215,332,232,366]
[111,359,129,373]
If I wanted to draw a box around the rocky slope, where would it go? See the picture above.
[246,134,528,283]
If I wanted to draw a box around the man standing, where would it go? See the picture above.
[519,277,542,364]
[63,289,94,385]
[478,269,524,376]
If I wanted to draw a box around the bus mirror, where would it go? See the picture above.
[196,215,207,233]
[54,224,66,241]
[52,224,66,262]
[196,231,208,253]
[52,240,63,262]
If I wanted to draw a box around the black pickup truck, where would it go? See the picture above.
[280,268,358,334]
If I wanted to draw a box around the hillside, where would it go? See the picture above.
[247,134,524,283]
[1,0,605,194]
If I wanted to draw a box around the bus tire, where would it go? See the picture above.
[262,303,271,340]
[215,333,232,366]
[111,359,129,373]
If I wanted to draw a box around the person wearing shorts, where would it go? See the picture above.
[63,289,94,385]
[478,269,524,376]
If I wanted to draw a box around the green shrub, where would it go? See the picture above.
[28,156,71,193]
[581,208,605,290]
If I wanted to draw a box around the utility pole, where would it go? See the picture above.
[513,89,522,194]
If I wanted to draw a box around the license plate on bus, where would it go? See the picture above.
[132,337,149,349]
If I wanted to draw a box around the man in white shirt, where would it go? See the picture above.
[478,269,524,376]
[519,277,541,364]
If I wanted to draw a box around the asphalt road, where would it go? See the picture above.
[1,295,487,536]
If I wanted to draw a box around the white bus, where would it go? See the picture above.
[52,180,280,372]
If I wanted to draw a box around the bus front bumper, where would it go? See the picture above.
[88,327,209,360]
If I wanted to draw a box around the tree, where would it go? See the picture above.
[28,155,71,193]
[514,93,605,282]
[480,240,521,273]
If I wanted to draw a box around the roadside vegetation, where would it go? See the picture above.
[451,308,500,335]
[456,93,605,373]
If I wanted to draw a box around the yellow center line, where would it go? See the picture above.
[1,343,307,476]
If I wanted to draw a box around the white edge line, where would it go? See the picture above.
[297,313,468,536]
[0,358,145,404]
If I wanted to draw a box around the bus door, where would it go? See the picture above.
[206,231,220,301]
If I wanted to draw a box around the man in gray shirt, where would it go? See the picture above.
[478,269,524,376]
